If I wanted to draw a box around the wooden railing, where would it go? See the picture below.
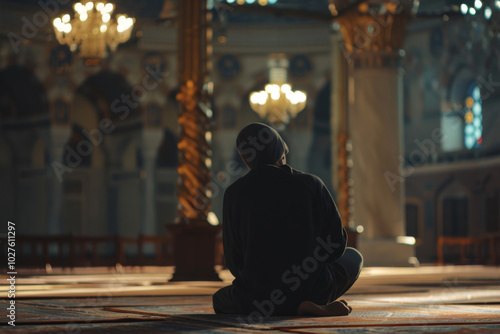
[437,234,500,265]
[0,234,225,269]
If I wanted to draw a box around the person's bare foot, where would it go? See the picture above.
[297,300,352,317]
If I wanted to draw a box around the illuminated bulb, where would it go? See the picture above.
[281,84,291,93]
[64,24,72,33]
[74,3,84,12]
[80,12,88,21]
[465,124,474,134]
[250,92,260,104]
[100,24,107,32]
[102,13,110,22]
[207,212,219,226]
[485,6,492,19]
[296,91,306,102]
[117,15,126,24]
[96,2,104,11]
[461,3,468,14]
[85,2,94,10]
[104,3,114,12]
[53,17,62,26]
[469,7,476,14]
[475,0,482,9]
[497,0,500,8]
[473,87,481,100]
[62,14,70,23]
[259,91,268,104]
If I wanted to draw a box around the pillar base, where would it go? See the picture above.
[166,223,222,281]
[346,227,362,249]
[358,237,417,267]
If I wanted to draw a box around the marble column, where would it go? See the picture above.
[331,0,417,265]
[104,133,131,235]
[141,129,163,235]
[348,52,406,238]
[43,126,71,234]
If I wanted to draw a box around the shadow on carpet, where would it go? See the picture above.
[104,300,500,331]
[4,304,164,325]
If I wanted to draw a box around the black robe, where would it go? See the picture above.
[222,164,346,316]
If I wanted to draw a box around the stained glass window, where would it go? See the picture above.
[464,83,482,149]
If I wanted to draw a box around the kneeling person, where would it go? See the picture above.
[213,123,363,318]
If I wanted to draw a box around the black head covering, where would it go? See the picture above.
[236,123,289,169]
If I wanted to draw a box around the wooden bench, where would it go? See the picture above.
[437,234,499,265]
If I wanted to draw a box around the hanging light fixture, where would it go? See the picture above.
[459,0,500,37]
[53,1,135,60]
[249,54,307,128]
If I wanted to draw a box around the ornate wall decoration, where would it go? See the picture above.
[216,54,241,81]
[142,51,168,81]
[289,54,313,80]
[49,44,73,74]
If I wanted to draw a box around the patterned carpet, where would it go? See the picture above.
[1,265,500,333]
[103,300,500,330]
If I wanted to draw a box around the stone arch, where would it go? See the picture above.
[0,65,49,120]
[437,179,472,237]
[75,70,142,123]
[61,70,143,236]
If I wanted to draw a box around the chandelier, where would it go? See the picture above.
[53,1,135,59]
[460,0,500,36]
[249,55,307,127]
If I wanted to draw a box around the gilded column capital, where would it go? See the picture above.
[330,0,417,68]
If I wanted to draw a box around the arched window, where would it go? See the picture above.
[464,83,482,149]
